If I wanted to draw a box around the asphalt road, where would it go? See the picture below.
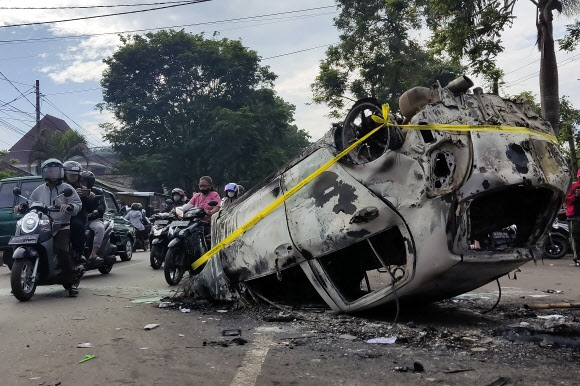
[0,252,579,386]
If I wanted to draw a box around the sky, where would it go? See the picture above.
[0,0,578,151]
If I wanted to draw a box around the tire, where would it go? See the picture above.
[543,235,569,259]
[98,264,113,274]
[164,247,184,286]
[10,259,37,301]
[150,244,163,269]
[120,239,133,261]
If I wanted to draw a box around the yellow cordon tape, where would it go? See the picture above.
[192,103,557,270]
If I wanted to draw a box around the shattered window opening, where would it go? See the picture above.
[318,227,407,302]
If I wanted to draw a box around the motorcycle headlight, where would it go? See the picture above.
[21,213,39,233]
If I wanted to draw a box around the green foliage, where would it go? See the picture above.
[312,0,464,117]
[101,30,310,193]
[28,129,88,167]
[511,91,542,116]
[0,150,17,180]
[559,20,580,51]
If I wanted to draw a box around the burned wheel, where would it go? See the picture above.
[341,99,402,164]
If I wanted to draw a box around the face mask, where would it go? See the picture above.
[200,188,210,195]
[227,191,236,198]
[173,195,181,201]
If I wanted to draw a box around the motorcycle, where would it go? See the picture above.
[163,201,217,286]
[542,218,570,259]
[83,218,117,274]
[9,187,85,301]
[149,212,175,269]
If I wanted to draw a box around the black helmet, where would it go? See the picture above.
[63,160,82,175]
[80,170,96,189]
[40,158,64,182]
[131,203,141,211]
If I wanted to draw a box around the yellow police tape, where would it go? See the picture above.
[192,103,557,270]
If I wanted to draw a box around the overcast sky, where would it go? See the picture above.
[0,0,578,150]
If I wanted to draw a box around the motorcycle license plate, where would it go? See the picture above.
[155,220,169,225]
[9,234,39,245]
[171,221,190,227]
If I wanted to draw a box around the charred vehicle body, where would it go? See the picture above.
[191,76,570,313]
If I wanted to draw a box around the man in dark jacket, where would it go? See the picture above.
[79,171,106,262]
[63,160,87,264]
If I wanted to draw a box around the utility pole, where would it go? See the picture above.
[35,79,40,126]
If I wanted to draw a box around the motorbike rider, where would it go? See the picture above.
[221,182,243,208]
[125,203,151,240]
[15,158,82,296]
[565,169,580,266]
[187,176,221,221]
[79,171,106,263]
[63,160,87,264]
[168,188,187,215]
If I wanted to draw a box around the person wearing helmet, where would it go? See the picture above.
[167,188,187,214]
[188,176,221,221]
[221,182,244,209]
[16,158,82,296]
[125,202,151,242]
[79,171,106,262]
[63,160,87,264]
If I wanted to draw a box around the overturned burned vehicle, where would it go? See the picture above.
[191,75,570,313]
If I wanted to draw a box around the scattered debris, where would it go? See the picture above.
[76,343,93,348]
[222,329,242,337]
[159,302,175,308]
[179,307,191,313]
[217,310,228,313]
[144,324,160,330]
[537,315,565,320]
[131,297,162,304]
[525,302,580,310]
[443,368,475,374]
[179,334,185,337]
[544,289,564,294]
[394,362,424,373]
[339,334,357,340]
[79,355,95,364]
[487,377,510,386]
[366,336,397,344]
[265,314,296,323]
[203,337,248,347]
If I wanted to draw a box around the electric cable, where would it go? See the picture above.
[0,1,193,10]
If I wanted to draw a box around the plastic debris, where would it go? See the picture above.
[537,314,565,320]
[139,347,149,350]
[366,336,397,344]
[144,324,160,330]
[159,302,174,308]
[77,343,93,348]
[217,310,228,313]
[179,307,191,313]
[339,334,357,340]
[179,334,185,337]
[545,289,564,294]
[79,355,95,364]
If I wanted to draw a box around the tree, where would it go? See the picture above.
[311,0,465,118]
[0,150,17,180]
[559,20,580,50]
[560,95,580,176]
[28,129,88,172]
[100,30,310,192]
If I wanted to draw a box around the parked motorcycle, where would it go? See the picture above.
[149,212,175,269]
[542,218,570,259]
[9,187,84,301]
[163,201,217,286]
[83,218,117,274]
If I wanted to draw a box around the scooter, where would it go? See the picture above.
[149,212,175,269]
[163,201,217,286]
[83,218,117,274]
[9,187,85,301]
[543,218,570,259]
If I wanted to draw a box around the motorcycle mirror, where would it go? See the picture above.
[12,187,21,196]
[63,188,73,197]
[208,200,218,207]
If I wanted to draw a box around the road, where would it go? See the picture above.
[0,252,579,386]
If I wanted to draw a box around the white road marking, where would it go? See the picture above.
[230,332,273,386]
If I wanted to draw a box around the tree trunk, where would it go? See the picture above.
[568,126,578,178]
[537,2,560,136]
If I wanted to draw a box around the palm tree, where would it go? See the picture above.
[28,129,89,173]
[534,0,580,136]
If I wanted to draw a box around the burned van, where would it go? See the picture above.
[191,75,570,313]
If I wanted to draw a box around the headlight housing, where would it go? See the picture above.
[21,213,39,233]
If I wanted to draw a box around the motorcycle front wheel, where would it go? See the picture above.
[543,235,569,259]
[11,258,37,301]
[150,244,164,269]
[164,247,184,286]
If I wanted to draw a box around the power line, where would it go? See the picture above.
[44,87,103,96]
[0,77,33,87]
[0,1,193,10]
[504,53,580,88]
[0,0,209,29]
[0,5,337,45]
[262,44,332,60]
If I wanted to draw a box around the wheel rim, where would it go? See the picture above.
[546,240,563,255]
[20,262,35,294]
[126,241,133,257]
[171,265,181,282]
